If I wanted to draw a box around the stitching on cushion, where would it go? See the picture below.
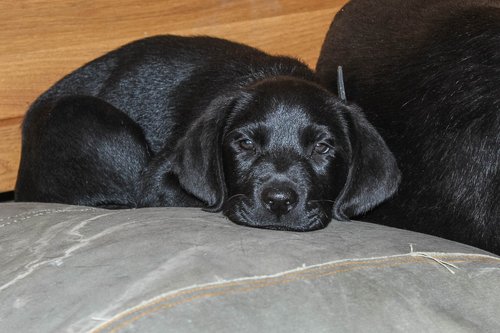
[90,253,500,333]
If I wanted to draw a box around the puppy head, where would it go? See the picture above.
[173,77,400,231]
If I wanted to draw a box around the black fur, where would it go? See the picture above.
[16,35,400,231]
[317,0,500,253]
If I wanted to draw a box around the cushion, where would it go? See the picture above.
[1,202,499,332]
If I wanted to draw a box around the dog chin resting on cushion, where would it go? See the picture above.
[317,0,500,252]
[15,35,400,232]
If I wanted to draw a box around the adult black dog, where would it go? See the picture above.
[15,35,400,231]
[317,0,500,253]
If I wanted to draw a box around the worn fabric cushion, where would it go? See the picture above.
[1,202,499,332]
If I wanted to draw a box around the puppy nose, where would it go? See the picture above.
[261,186,298,216]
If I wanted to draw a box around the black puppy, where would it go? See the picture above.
[317,0,500,252]
[16,35,400,231]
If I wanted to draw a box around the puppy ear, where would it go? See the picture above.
[333,104,400,220]
[170,94,237,210]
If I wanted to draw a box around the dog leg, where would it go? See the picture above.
[15,96,150,208]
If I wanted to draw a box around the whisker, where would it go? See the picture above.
[226,193,247,201]
[308,199,336,204]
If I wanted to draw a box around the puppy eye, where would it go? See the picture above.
[313,143,330,155]
[239,139,255,151]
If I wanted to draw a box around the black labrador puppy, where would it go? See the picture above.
[317,0,500,253]
[15,35,400,231]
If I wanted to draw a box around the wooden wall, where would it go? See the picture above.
[0,0,347,192]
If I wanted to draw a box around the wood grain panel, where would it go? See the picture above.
[0,119,22,192]
[0,0,346,192]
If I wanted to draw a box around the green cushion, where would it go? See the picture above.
[1,203,499,332]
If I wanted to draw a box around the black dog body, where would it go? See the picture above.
[317,0,500,252]
[16,35,400,231]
